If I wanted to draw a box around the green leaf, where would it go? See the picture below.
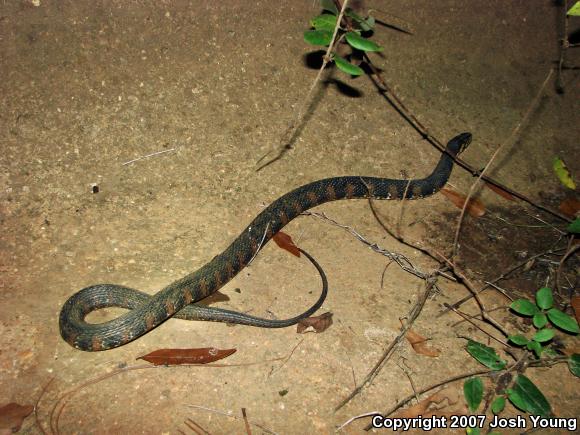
[506,388,527,411]
[533,328,555,343]
[510,299,539,316]
[320,0,338,15]
[568,2,580,16]
[527,339,543,358]
[511,374,551,416]
[567,218,580,234]
[466,428,480,435]
[553,156,576,189]
[464,377,484,412]
[345,9,374,31]
[345,32,383,52]
[533,312,548,329]
[509,334,529,346]
[310,14,338,31]
[466,340,507,370]
[535,287,553,310]
[491,396,506,414]
[345,8,365,24]
[569,354,580,377]
[547,308,580,333]
[303,30,333,46]
[332,54,364,76]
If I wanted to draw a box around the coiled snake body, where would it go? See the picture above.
[60,133,472,351]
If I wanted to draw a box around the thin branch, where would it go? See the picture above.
[34,377,54,435]
[440,246,565,315]
[361,52,570,223]
[434,251,510,338]
[242,408,252,435]
[451,69,554,258]
[357,356,569,431]
[444,303,509,347]
[256,0,350,171]
[304,210,428,280]
[556,238,580,295]
[185,405,277,435]
[184,417,211,435]
[334,277,437,411]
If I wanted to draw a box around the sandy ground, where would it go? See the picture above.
[1,1,579,434]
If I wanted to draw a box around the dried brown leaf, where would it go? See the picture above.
[0,403,33,432]
[559,197,580,219]
[484,181,515,201]
[137,347,236,366]
[440,188,486,217]
[297,312,333,333]
[405,329,440,357]
[272,231,300,257]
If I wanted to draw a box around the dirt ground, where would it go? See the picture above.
[1,1,579,434]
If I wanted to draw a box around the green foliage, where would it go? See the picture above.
[310,14,337,31]
[466,340,506,370]
[567,218,580,234]
[569,354,580,377]
[508,334,528,346]
[547,308,580,333]
[303,1,382,76]
[320,0,338,15]
[510,299,539,316]
[535,287,553,310]
[304,30,333,46]
[532,328,555,343]
[526,339,543,358]
[464,286,578,428]
[508,288,578,359]
[533,312,548,328]
[491,396,505,414]
[332,54,363,76]
[345,32,383,52]
[463,377,483,412]
[507,375,551,416]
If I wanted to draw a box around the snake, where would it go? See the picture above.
[59,132,472,351]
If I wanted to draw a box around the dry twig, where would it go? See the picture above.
[334,277,438,411]
[451,69,554,259]
[256,0,350,171]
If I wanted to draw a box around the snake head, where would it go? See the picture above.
[447,132,472,156]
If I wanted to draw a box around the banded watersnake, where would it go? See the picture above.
[59,132,472,351]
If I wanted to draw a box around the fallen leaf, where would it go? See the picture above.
[297,312,333,333]
[572,296,580,324]
[484,181,515,201]
[393,388,458,418]
[405,329,440,357]
[0,403,34,432]
[553,156,576,190]
[273,231,300,257]
[559,197,580,218]
[196,290,230,306]
[440,188,486,217]
[137,347,236,366]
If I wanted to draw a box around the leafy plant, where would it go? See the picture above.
[303,0,382,76]
[463,286,579,431]
[509,287,579,357]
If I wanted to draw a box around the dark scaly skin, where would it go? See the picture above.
[60,132,472,351]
